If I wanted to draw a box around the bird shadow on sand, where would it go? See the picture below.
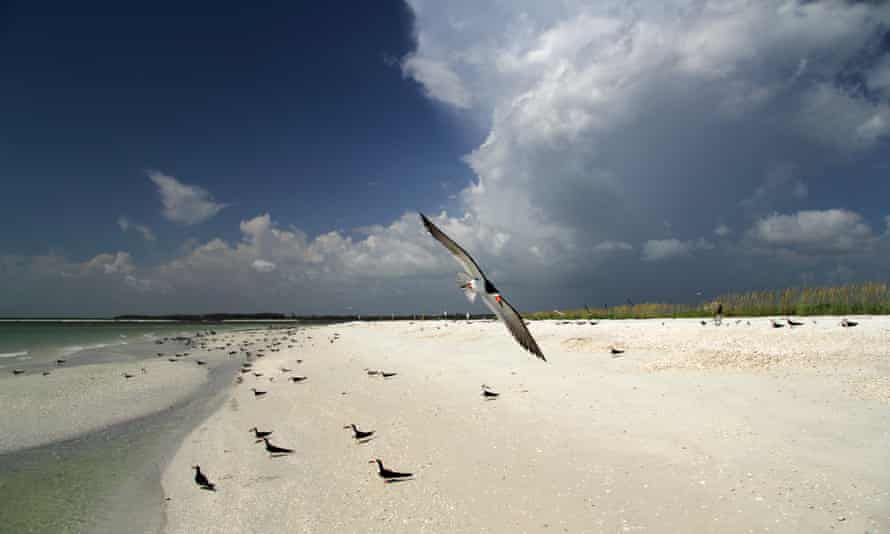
[199,485,217,492]
[269,453,294,458]
[384,478,415,484]
[356,437,375,445]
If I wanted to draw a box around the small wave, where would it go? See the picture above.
[60,343,115,355]
[0,351,28,359]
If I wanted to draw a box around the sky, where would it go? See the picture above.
[1,0,890,316]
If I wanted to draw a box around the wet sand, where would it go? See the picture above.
[161,317,890,533]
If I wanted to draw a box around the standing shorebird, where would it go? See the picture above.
[249,427,273,440]
[192,465,216,491]
[420,213,545,361]
[369,459,412,482]
[344,424,374,440]
[480,385,500,399]
[263,437,294,455]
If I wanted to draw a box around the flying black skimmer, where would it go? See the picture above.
[480,385,500,399]
[192,465,216,491]
[249,427,273,440]
[344,424,374,440]
[263,437,294,455]
[420,213,545,361]
[841,318,858,327]
[369,459,412,482]
[290,376,308,383]
[250,388,267,398]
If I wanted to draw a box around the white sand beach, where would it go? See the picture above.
[160,317,890,533]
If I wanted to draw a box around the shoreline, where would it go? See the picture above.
[162,318,890,533]
[0,330,254,533]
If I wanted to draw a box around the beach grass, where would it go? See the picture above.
[527,281,890,319]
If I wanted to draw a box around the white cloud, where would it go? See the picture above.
[117,216,156,242]
[714,224,731,237]
[748,209,875,254]
[83,252,136,275]
[593,240,633,253]
[401,55,472,109]
[148,171,226,225]
[251,259,276,273]
[641,238,712,262]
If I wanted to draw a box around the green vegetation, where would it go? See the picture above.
[527,281,890,320]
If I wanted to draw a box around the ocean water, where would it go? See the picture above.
[0,321,265,370]
[0,321,298,532]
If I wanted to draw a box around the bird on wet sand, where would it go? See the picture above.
[192,465,216,491]
[249,427,273,440]
[381,371,397,378]
[12,369,24,375]
[56,359,66,365]
[841,318,859,328]
[123,372,134,379]
[344,424,375,440]
[290,376,308,383]
[369,459,413,482]
[787,318,804,327]
[420,212,546,361]
[263,437,294,455]
[250,388,267,398]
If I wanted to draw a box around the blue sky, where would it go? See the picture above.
[2,1,890,316]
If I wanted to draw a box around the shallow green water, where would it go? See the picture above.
[0,357,239,533]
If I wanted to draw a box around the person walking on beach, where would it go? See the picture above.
[714,302,723,326]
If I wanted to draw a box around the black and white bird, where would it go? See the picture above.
[250,388,267,398]
[369,458,412,481]
[344,424,374,440]
[480,385,500,399]
[263,437,294,455]
[609,346,625,355]
[841,318,858,328]
[289,376,308,383]
[420,213,545,361]
[770,319,785,328]
[192,465,216,491]
[787,318,804,327]
[380,371,397,378]
[249,427,273,439]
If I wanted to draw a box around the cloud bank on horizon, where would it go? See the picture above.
[3,0,890,315]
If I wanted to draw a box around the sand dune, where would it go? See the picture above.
[162,318,890,533]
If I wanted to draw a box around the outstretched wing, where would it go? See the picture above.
[420,213,486,280]
[482,292,546,361]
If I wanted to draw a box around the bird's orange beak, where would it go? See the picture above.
[495,295,502,304]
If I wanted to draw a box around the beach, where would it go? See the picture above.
[160,317,890,533]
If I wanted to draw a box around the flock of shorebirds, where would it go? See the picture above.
[190,326,414,491]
